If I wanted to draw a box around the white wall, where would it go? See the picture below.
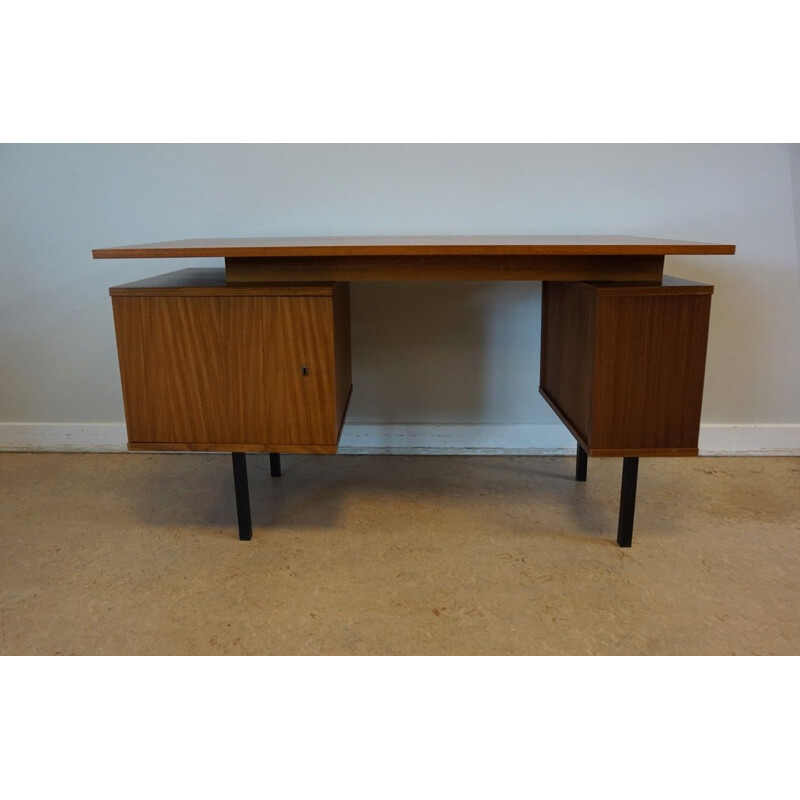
[1,144,798,453]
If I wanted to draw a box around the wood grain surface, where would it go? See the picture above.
[112,289,351,452]
[126,441,340,454]
[540,278,713,456]
[224,255,666,283]
[93,235,736,259]
[110,268,336,296]
[591,292,712,453]
[332,283,352,429]
[539,282,597,450]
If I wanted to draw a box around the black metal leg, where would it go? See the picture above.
[576,443,588,482]
[232,452,252,541]
[616,457,639,548]
[269,452,282,478]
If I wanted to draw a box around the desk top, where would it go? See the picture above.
[93,235,736,259]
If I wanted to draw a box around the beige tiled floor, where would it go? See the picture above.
[1,452,798,655]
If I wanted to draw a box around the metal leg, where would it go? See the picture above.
[576,443,588,482]
[616,457,639,548]
[232,452,252,541]
[269,452,282,478]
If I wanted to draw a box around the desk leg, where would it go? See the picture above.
[575,444,588,482]
[617,457,639,548]
[269,452,282,477]
[232,452,252,541]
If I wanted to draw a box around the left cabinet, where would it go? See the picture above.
[110,269,351,453]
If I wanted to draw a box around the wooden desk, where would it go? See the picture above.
[96,236,735,546]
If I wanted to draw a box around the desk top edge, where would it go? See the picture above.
[93,235,736,259]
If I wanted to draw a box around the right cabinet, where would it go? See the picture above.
[540,277,713,456]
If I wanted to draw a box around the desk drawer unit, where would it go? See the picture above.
[110,270,351,453]
[540,277,713,457]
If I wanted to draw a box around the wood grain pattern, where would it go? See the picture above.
[539,278,713,456]
[539,282,596,448]
[112,297,268,444]
[224,255,665,283]
[127,442,339,454]
[112,289,351,452]
[268,296,339,446]
[582,275,714,294]
[332,283,352,430]
[592,293,712,453]
[582,447,701,458]
[93,235,736,259]
[110,268,335,296]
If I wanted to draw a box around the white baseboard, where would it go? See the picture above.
[0,423,129,452]
[697,424,800,456]
[1,422,799,455]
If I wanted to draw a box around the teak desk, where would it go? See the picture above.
[95,236,735,547]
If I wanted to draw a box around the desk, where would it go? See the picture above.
[95,236,735,546]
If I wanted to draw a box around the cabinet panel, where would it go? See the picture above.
[111,288,349,451]
[592,293,711,452]
[540,278,713,456]
[539,282,596,444]
[264,297,337,446]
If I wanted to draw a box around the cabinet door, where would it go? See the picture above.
[112,295,338,449]
[540,279,713,456]
[263,296,337,446]
[591,292,712,454]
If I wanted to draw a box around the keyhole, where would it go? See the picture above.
[301,366,309,376]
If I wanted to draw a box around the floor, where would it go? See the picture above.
[1,453,798,655]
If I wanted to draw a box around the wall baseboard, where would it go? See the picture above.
[696,424,800,456]
[0,424,129,452]
[1,422,799,455]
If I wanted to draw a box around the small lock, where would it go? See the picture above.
[301,366,309,376]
